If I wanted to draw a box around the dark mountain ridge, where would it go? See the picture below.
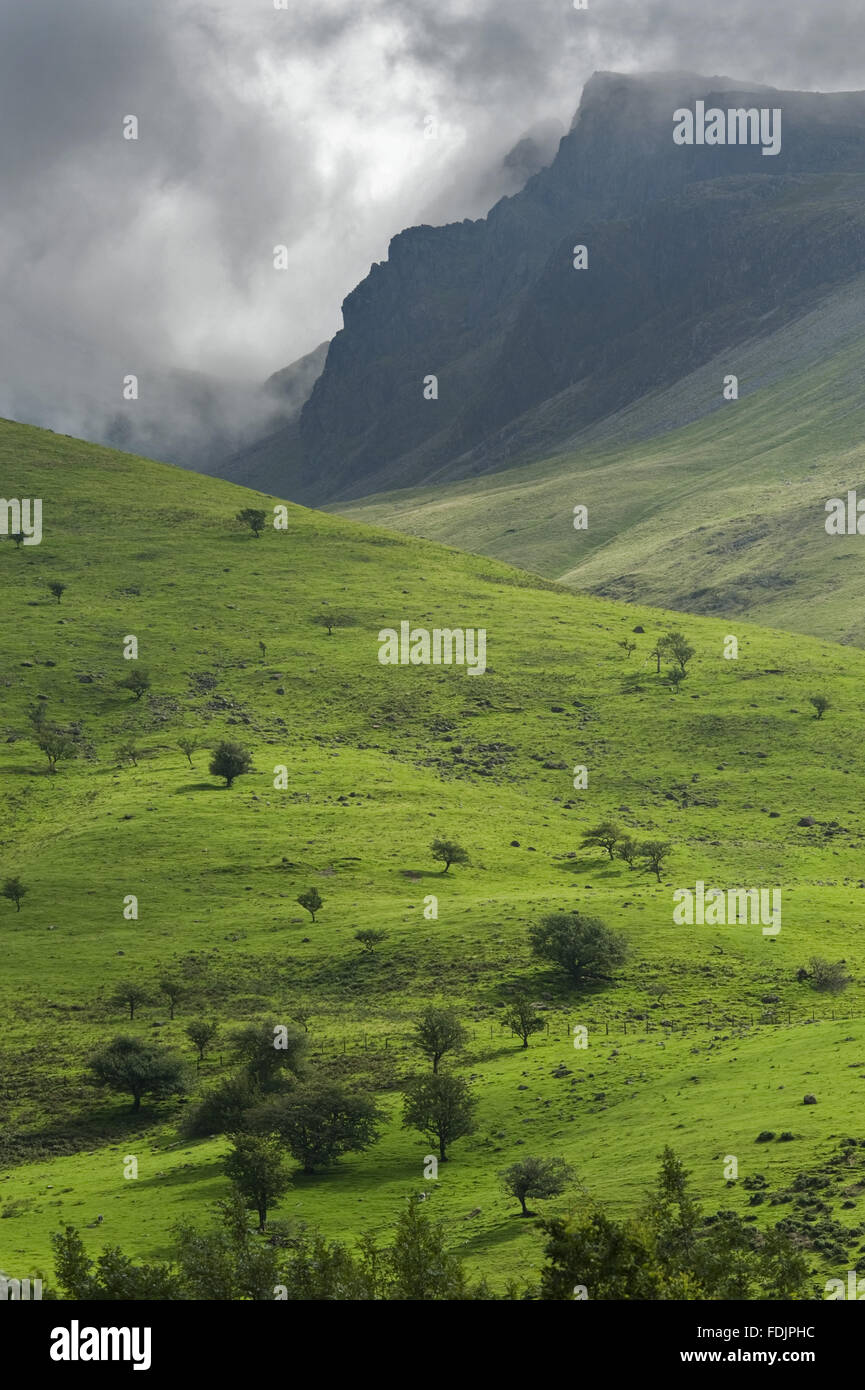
[221,71,865,503]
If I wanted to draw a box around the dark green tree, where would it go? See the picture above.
[118,668,151,701]
[500,993,545,1048]
[500,1156,576,1216]
[402,1072,476,1162]
[250,1080,384,1173]
[2,876,27,911]
[111,980,150,1020]
[172,1194,282,1300]
[430,838,470,873]
[185,1018,219,1064]
[537,1147,810,1300]
[355,928,386,953]
[224,1134,290,1229]
[181,1073,259,1139]
[86,1035,186,1113]
[159,976,184,1019]
[384,1201,469,1300]
[37,725,77,773]
[296,887,323,922]
[809,693,831,720]
[528,912,628,985]
[232,1019,307,1090]
[617,836,639,869]
[51,1227,178,1300]
[806,956,851,995]
[209,740,252,788]
[580,821,622,860]
[639,840,672,882]
[236,508,267,538]
[412,1005,469,1073]
[311,612,355,636]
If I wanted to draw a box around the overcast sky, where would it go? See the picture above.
[3,0,865,459]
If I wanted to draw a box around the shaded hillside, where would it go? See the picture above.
[222,72,865,504]
[334,271,865,647]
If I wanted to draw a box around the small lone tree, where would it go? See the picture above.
[37,725,76,773]
[499,993,545,1049]
[809,694,831,721]
[48,580,67,604]
[649,637,670,673]
[311,612,355,637]
[177,736,198,768]
[87,1035,186,1112]
[663,631,695,676]
[667,666,686,694]
[209,740,252,788]
[402,1072,476,1162]
[297,887,323,922]
[640,840,672,882]
[118,668,151,701]
[10,532,24,549]
[117,741,140,767]
[159,976,184,1019]
[500,1156,576,1217]
[185,1019,219,1065]
[112,981,150,1020]
[412,1005,469,1073]
[806,956,851,995]
[528,912,628,986]
[249,1081,384,1174]
[355,928,386,954]
[617,639,636,658]
[2,876,27,911]
[236,508,267,538]
[500,993,545,1048]
[430,838,469,873]
[617,836,639,869]
[258,640,267,662]
[224,1134,290,1229]
[580,821,622,860]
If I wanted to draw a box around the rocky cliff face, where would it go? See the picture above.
[224,72,865,504]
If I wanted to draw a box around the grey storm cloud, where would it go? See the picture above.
[2,0,865,468]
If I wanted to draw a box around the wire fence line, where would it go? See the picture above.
[318,1005,863,1059]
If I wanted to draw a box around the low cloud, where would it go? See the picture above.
[1,0,864,465]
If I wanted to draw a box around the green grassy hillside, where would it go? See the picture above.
[2,416,865,1294]
[333,276,865,647]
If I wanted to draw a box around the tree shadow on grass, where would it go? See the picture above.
[173,782,224,794]
[555,858,623,880]
[136,1157,226,1193]
[456,1214,545,1259]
